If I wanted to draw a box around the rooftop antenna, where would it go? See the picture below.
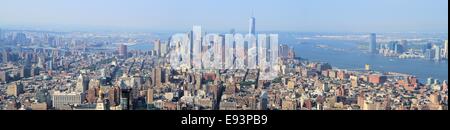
[252,9,254,17]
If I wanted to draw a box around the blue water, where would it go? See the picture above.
[129,43,154,51]
[282,35,448,82]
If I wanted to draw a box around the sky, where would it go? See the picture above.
[0,0,448,32]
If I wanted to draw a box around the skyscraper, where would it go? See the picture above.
[2,50,9,63]
[152,67,164,88]
[245,34,257,69]
[160,41,168,56]
[119,44,128,59]
[280,44,290,58]
[369,33,377,54]
[445,40,448,59]
[258,34,268,72]
[169,34,191,69]
[269,34,279,66]
[249,17,256,35]
[76,74,89,93]
[192,26,203,69]
[434,45,441,61]
[154,39,161,56]
[260,91,268,110]
[147,88,154,104]
[6,82,24,97]
[425,49,435,60]
[120,87,132,110]
[225,34,235,69]
[234,34,245,69]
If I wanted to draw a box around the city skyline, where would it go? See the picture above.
[0,0,448,32]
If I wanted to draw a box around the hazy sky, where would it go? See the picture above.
[0,0,448,32]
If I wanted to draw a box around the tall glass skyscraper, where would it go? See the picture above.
[246,34,257,69]
[192,26,203,69]
[234,34,245,69]
[370,33,377,54]
[434,45,441,61]
[258,34,268,72]
[249,17,256,35]
[225,34,235,69]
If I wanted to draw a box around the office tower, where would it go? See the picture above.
[2,50,9,63]
[288,47,295,59]
[258,34,268,72]
[160,41,168,56]
[245,34,257,69]
[205,34,225,70]
[225,34,235,69]
[192,26,203,69]
[279,44,290,58]
[48,52,54,71]
[203,34,218,69]
[169,34,191,69]
[369,33,377,54]
[154,39,161,56]
[95,89,107,110]
[108,87,120,107]
[234,34,245,69]
[119,44,128,59]
[52,91,84,110]
[400,40,408,50]
[147,88,154,104]
[350,76,359,88]
[76,74,89,93]
[37,56,45,68]
[20,66,31,78]
[0,70,9,83]
[152,67,164,88]
[445,40,448,59]
[393,42,405,54]
[215,35,225,69]
[269,34,279,67]
[14,33,28,44]
[434,45,441,61]
[249,17,256,35]
[425,49,435,60]
[47,36,56,46]
[260,91,268,110]
[6,82,24,97]
[120,87,132,110]
[86,88,97,104]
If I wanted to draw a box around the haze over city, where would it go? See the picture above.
[0,0,448,32]
[0,0,447,112]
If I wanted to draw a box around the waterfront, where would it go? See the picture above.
[284,35,448,82]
